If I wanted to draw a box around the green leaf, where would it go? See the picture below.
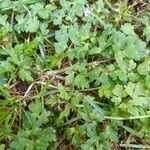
[89,47,99,55]
[0,61,15,74]
[65,73,74,85]
[0,0,150,148]
[58,84,70,100]
[60,105,70,119]
[19,69,33,81]
[29,100,42,118]
[0,74,7,86]
[9,131,34,150]
[125,82,145,98]
[115,51,127,73]
[29,3,43,15]
[132,97,150,107]
[38,4,56,19]
[54,27,69,53]
[10,127,56,150]
[111,96,122,106]
[0,14,8,26]
[137,62,150,75]
[15,14,26,33]
[112,84,125,98]
[74,74,89,89]
[51,9,65,25]
[0,144,5,150]
[54,41,67,53]
[128,60,136,71]
[121,23,135,36]
[122,125,141,137]
[25,17,39,33]
[93,0,105,13]
[105,125,118,143]
[37,127,56,143]
[68,23,80,45]
[143,25,150,42]
[38,109,50,125]
[127,105,139,116]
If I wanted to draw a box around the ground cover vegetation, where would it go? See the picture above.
[0,0,150,149]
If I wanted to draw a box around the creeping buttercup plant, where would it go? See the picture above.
[0,0,150,149]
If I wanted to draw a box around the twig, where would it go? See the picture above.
[24,81,57,97]
[54,135,65,150]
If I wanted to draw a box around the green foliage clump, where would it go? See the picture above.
[0,0,150,149]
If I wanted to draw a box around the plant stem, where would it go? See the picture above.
[45,59,114,76]
[104,115,150,120]
[104,0,117,12]
[119,144,148,149]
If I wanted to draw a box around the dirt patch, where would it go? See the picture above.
[12,81,29,95]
